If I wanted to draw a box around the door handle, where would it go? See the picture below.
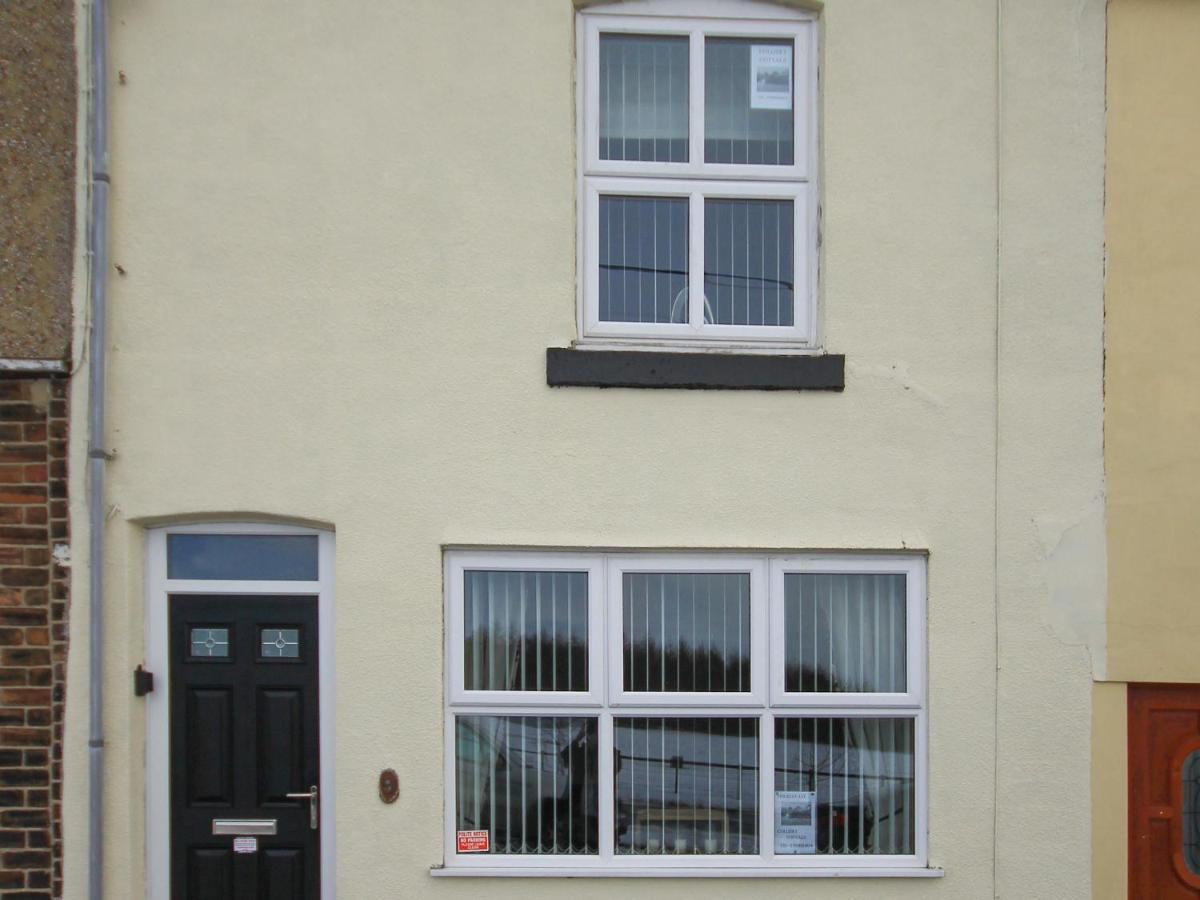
[285,784,319,830]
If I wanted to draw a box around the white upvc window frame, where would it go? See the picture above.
[439,550,934,878]
[576,1,820,351]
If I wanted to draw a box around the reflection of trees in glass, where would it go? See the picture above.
[464,632,588,692]
[623,637,751,693]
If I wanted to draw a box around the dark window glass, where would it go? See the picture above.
[703,198,794,327]
[600,33,689,162]
[623,572,751,693]
[455,716,598,854]
[1185,750,1200,874]
[167,534,319,581]
[614,717,759,855]
[704,38,795,165]
[782,574,906,694]
[464,571,588,692]
[774,717,915,855]
[599,196,689,324]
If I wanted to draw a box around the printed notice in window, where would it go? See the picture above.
[750,45,792,110]
[774,790,817,854]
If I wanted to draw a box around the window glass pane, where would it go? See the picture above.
[783,573,906,693]
[600,33,689,162]
[189,627,229,658]
[615,717,759,855]
[1185,750,1200,874]
[623,573,750,693]
[260,628,300,659]
[455,716,598,854]
[599,196,689,324]
[167,534,319,581]
[704,38,795,165]
[774,717,915,856]
[703,198,794,327]
[464,571,588,692]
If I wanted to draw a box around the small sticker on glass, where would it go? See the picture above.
[750,45,792,110]
[456,830,489,853]
[774,790,817,854]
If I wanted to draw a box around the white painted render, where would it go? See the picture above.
[62,0,1106,897]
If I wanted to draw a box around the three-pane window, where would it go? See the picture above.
[579,5,817,346]
[444,552,927,871]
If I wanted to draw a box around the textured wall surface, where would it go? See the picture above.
[0,1,77,361]
[0,376,70,900]
[62,0,1105,897]
[1104,0,1200,683]
[1093,0,1200,891]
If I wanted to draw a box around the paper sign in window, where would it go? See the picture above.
[750,45,792,110]
[774,790,816,854]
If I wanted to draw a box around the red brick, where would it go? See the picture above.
[0,829,24,848]
[0,770,47,788]
[23,629,47,647]
[0,508,21,526]
[0,648,48,666]
[0,690,50,707]
[20,590,46,608]
[22,508,46,526]
[0,728,49,747]
[0,628,24,646]
[20,423,46,442]
[0,867,22,888]
[3,850,50,869]
[22,549,47,567]
[0,809,47,828]
[0,671,26,686]
[21,466,46,484]
[0,488,46,506]
[0,468,24,485]
[0,710,23,726]
[47,503,65,520]
[0,549,22,566]
[25,670,49,687]
[0,569,47,588]
[0,446,44,464]
[0,611,45,629]
[0,383,28,402]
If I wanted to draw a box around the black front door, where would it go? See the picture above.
[170,595,321,899]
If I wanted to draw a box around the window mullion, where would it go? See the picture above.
[598,711,615,860]
[689,189,704,329]
[760,710,775,861]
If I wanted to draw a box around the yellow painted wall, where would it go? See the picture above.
[1105,0,1200,683]
[62,0,1107,897]
[1094,2,1200,895]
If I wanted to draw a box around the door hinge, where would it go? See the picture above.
[133,664,154,696]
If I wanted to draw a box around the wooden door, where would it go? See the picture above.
[170,595,321,899]
[1129,684,1200,898]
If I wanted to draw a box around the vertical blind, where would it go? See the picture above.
[599,196,689,324]
[783,573,907,693]
[774,717,915,856]
[455,715,598,854]
[703,198,794,326]
[704,38,795,166]
[599,34,689,162]
[614,717,759,855]
[463,570,589,692]
[623,572,751,693]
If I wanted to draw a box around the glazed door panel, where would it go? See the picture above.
[1129,684,1200,898]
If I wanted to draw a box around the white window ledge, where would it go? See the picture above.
[430,865,945,879]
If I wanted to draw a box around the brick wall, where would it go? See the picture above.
[0,376,69,900]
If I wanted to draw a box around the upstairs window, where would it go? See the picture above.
[577,1,818,348]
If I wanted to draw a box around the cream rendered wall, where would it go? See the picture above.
[61,1,1106,897]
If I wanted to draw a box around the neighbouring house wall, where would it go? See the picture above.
[1093,0,1200,891]
[0,377,71,899]
[64,1,1106,897]
[0,0,77,362]
[0,2,77,899]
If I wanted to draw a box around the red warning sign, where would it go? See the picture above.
[457,830,490,853]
